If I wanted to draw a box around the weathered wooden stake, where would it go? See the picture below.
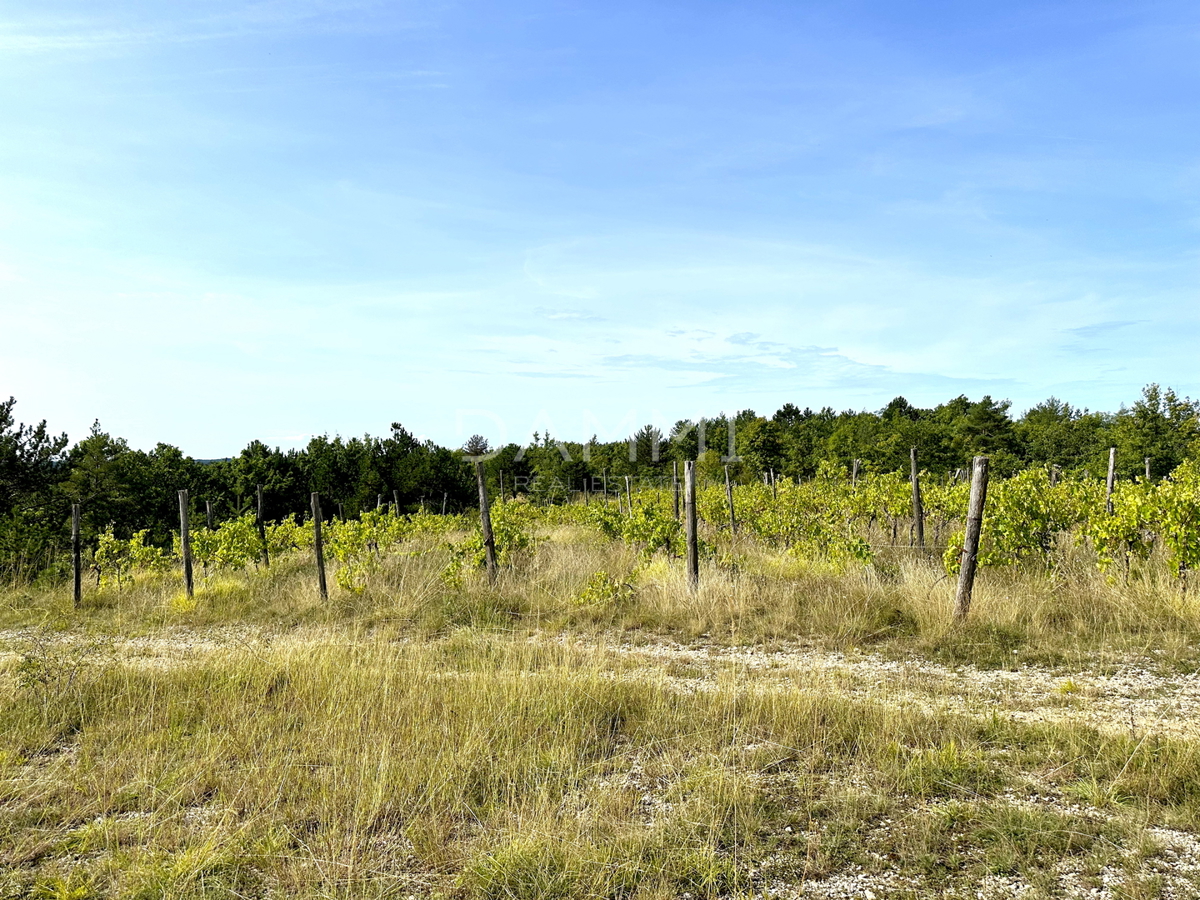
[178,490,194,599]
[910,447,925,550]
[953,456,990,622]
[393,490,400,514]
[71,503,81,609]
[475,461,498,583]
[1050,466,1059,487]
[724,465,737,536]
[377,493,383,510]
[337,502,344,522]
[625,475,633,515]
[1145,457,1152,481]
[500,470,505,502]
[851,458,860,486]
[673,462,681,522]
[770,468,778,500]
[442,492,448,515]
[311,492,328,599]
[685,460,699,590]
[1106,447,1117,515]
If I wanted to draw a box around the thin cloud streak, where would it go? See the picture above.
[0,2,426,53]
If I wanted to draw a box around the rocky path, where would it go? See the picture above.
[6,625,1200,740]
[605,638,1200,742]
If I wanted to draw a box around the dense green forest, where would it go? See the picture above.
[2,385,1198,583]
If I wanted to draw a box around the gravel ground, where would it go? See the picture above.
[605,638,1200,742]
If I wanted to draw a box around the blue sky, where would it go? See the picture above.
[2,1,1198,456]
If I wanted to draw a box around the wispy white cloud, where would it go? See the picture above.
[0,2,426,53]
[1064,320,1143,340]
[533,307,604,322]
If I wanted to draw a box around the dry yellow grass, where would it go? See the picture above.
[4,524,1200,897]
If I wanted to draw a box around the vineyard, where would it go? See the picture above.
[8,460,1200,898]
[70,461,1200,606]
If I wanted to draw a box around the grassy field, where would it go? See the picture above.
[5,526,1200,898]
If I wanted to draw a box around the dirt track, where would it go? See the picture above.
[6,625,1200,740]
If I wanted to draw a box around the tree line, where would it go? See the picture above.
[2,384,1197,583]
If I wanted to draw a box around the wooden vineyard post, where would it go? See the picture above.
[851,459,860,486]
[500,471,505,502]
[393,490,400,514]
[337,502,344,522]
[673,461,681,521]
[442,492,448,515]
[770,468,778,500]
[1050,466,1059,487]
[71,503,82,609]
[311,493,328,600]
[1106,447,1117,515]
[377,493,384,510]
[724,465,737,537]
[625,475,633,516]
[178,490,194,599]
[475,461,498,584]
[953,456,990,623]
[256,485,270,568]
[685,460,699,590]
[1146,457,1152,481]
[910,447,925,550]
